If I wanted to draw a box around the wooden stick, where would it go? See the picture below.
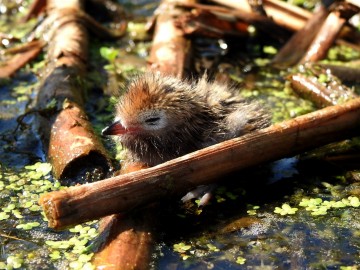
[22,0,46,21]
[0,40,44,78]
[319,64,360,83]
[300,11,345,63]
[176,2,289,39]
[92,213,155,270]
[92,162,155,270]
[271,5,328,67]
[34,0,113,179]
[289,73,357,108]
[300,1,360,63]
[40,98,360,229]
[211,0,311,31]
[175,6,250,38]
[148,0,194,77]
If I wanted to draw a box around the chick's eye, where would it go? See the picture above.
[144,117,161,125]
[140,110,167,130]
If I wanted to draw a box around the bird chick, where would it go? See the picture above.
[102,72,270,166]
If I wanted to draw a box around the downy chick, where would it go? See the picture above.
[102,72,270,167]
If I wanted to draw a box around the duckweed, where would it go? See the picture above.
[206,243,220,252]
[236,256,246,265]
[0,212,10,220]
[49,250,61,260]
[349,196,360,207]
[339,266,358,270]
[173,242,193,261]
[247,205,260,216]
[274,203,298,215]
[0,163,100,269]
[263,45,277,55]
[99,46,119,62]
[5,255,24,269]
[299,196,360,216]
[213,186,242,204]
[15,222,40,230]
[173,242,192,253]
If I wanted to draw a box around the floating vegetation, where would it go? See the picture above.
[246,205,260,216]
[173,242,193,260]
[274,203,299,215]
[0,162,99,269]
[159,168,360,269]
[299,196,360,216]
[235,256,246,265]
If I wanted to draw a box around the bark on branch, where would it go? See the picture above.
[40,97,360,229]
[211,0,312,31]
[148,0,194,77]
[35,0,113,179]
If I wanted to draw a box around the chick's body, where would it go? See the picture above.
[103,73,270,166]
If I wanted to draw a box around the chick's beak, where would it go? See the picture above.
[102,121,127,136]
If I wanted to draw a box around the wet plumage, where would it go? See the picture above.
[102,73,270,166]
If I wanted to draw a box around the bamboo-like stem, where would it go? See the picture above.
[289,73,357,108]
[271,6,328,67]
[35,0,112,179]
[211,0,311,31]
[300,11,345,63]
[40,98,360,229]
[148,0,194,77]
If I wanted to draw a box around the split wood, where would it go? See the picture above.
[34,0,113,179]
[271,5,328,67]
[211,0,311,31]
[148,0,194,77]
[40,98,360,229]
[300,10,346,63]
[176,2,288,39]
[289,73,357,108]
[92,212,155,270]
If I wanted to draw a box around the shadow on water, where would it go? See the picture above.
[155,156,360,269]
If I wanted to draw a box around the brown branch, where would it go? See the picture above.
[319,64,360,83]
[39,97,360,229]
[0,40,44,78]
[300,11,346,63]
[147,0,195,77]
[300,3,359,63]
[211,0,311,31]
[176,2,289,39]
[35,0,112,179]
[91,162,156,270]
[271,5,328,67]
[175,8,249,38]
[92,213,155,270]
[22,0,47,21]
[289,73,357,108]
